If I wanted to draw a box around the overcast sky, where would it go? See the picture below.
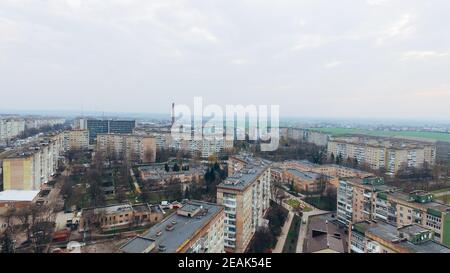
[1,0,450,121]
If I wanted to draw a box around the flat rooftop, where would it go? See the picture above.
[354,221,450,253]
[0,190,40,202]
[218,165,268,191]
[83,203,133,215]
[286,169,322,181]
[388,191,450,212]
[121,201,223,253]
[219,155,270,191]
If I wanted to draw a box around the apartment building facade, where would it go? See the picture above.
[217,155,271,253]
[2,135,63,191]
[0,119,26,144]
[279,128,330,146]
[96,133,156,163]
[337,177,450,247]
[328,136,436,175]
[63,130,89,151]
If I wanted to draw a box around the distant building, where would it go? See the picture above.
[436,141,450,164]
[279,128,330,146]
[0,119,26,145]
[328,135,436,175]
[63,130,89,151]
[86,119,136,143]
[337,177,450,247]
[138,165,204,192]
[120,201,224,253]
[217,155,271,253]
[350,220,450,253]
[96,133,156,163]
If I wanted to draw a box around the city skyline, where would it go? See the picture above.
[1,0,450,120]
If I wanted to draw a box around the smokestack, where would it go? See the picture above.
[171,102,175,126]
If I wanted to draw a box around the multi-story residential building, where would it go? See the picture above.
[86,119,136,143]
[279,128,330,146]
[96,133,156,163]
[2,136,63,191]
[120,201,224,253]
[24,118,65,130]
[63,130,89,151]
[79,203,165,232]
[349,220,450,253]
[138,164,204,192]
[147,132,234,158]
[328,135,436,175]
[274,160,373,189]
[337,177,450,247]
[0,119,26,144]
[216,155,271,253]
[436,141,450,164]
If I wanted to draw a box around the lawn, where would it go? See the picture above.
[282,215,301,253]
[310,127,450,142]
[286,199,301,208]
[285,199,313,212]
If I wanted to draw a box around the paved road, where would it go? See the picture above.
[272,211,294,253]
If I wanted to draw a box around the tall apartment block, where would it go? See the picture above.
[147,132,234,158]
[2,134,63,191]
[86,119,136,143]
[0,119,26,145]
[217,155,271,253]
[279,128,330,147]
[328,136,436,175]
[120,201,224,253]
[337,177,450,247]
[96,133,156,163]
[63,130,89,151]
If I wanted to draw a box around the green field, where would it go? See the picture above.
[431,188,450,194]
[435,195,450,204]
[311,127,450,142]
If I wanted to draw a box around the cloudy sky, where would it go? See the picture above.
[1,0,450,121]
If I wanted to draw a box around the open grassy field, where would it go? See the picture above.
[310,127,450,142]
[431,188,450,194]
[435,195,450,204]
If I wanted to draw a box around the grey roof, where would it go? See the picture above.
[286,169,322,180]
[121,201,223,253]
[358,221,450,253]
[121,237,155,253]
